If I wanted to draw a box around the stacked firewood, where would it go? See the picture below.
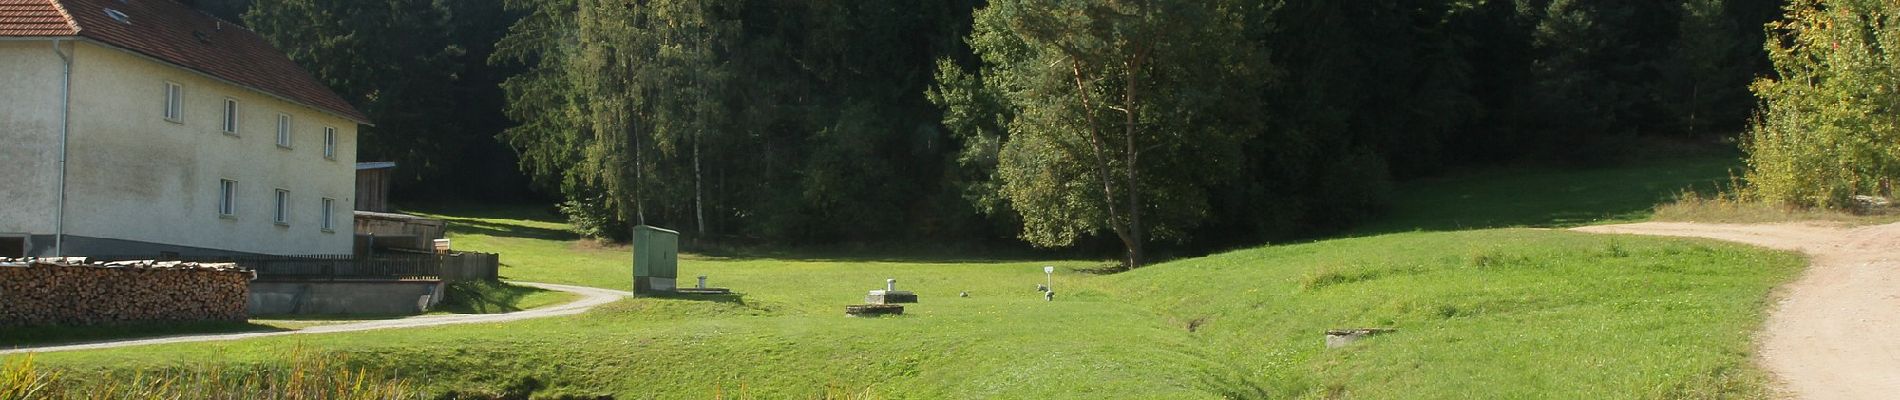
[0,258,252,327]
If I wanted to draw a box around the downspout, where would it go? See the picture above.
[52,39,73,257]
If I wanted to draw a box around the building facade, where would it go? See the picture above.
[0,0,371,257]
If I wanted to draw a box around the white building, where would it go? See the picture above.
[0,0,371,257]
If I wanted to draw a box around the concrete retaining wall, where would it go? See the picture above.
[248,280,445,315]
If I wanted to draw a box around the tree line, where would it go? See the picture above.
[204,0,1785,267]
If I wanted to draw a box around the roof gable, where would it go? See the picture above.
[0,0,75,35]
[0,0,370,125]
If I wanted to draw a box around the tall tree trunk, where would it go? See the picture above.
[1070,60,1138,269]
[1122,49,1146,269]
[694,131,706,236]
[632,111,647,226]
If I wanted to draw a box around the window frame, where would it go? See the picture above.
[221,97,240,135]
[273,187,290,224]
[276,113,293,149]
[273,188,291,226]
[163,81,184,123]
[320,197,336,232]
[322,127,338,160]
[217,179,237,218]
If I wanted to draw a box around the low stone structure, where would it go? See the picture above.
[866,279,917,304]
[1325,328,1398,348]
[0,258,250,327]
[845,304,904,317]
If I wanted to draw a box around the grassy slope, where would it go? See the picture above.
[434,281,578,314]
[21,155,1802,399]
[1110,230,1796,398]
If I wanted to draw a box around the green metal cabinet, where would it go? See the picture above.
[632,225,679,295]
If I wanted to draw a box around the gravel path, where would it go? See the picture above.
[1576,222,1900,399]
[0,282,627,355]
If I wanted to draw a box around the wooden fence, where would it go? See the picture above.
[88,252,499,282]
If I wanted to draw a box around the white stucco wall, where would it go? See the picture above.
[51,40,360,255]
[0,41,66,238]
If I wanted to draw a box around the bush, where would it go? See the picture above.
[558,197,629,242]
[1744,0,1900,208]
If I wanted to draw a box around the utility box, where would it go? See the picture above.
[632,225,680,295]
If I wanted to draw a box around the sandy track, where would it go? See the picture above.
[1576,222,1900,399]
[0,282,627,355]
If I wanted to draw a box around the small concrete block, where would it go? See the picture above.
[846,304,905,317]
[866,290,918,304]
[1325,328,1397,348]
[676,287,732,295]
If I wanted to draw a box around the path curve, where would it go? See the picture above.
[1,282,627,355]
[1575,222,1900,399]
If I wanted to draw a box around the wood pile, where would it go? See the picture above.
[0,257,251,327]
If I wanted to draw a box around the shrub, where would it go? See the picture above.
[559,197,630,242]
[1745,0,1900,208]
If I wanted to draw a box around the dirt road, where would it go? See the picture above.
[0,282,627,355]
[1576,222,1900,399]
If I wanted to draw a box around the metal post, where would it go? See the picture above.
[51,39,73,257]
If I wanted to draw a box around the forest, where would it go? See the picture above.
[185,0,1893,267]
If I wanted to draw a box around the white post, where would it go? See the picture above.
[886,278,896,292]
[1043,266,1055,293]
[698,275,707,289]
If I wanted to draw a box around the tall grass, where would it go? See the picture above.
[2,355,59,400]
[1,349,423,399]
[1655,187,1900,225]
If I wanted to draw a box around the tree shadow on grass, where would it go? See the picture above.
[685,244,1092,265]
[438,217,580,241]
[1341,155,1741,238]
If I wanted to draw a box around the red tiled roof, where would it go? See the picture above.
[0,0,370,124]
[0,0,76,36]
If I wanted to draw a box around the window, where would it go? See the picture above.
[274,189,290,225]
[322,127,337,160]
[320,198,336,232]
[221,98,239,134]
[0,236,25,258]
[276,114,292,148]
[104,8,129,24]
[163,82,183,122]
[217,179,236,217]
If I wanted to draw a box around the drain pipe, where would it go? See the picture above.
[52,39,73,257]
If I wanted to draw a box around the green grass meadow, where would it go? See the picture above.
[11,156,1807,399]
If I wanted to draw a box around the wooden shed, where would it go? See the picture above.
[355,162,396,212]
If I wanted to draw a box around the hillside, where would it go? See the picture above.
[19,156,1802,398]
